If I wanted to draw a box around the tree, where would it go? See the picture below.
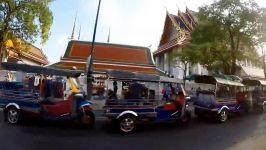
[186,0,265,75]
[170,46,200,86]
[257,8,266,79]
[0,0,53,61]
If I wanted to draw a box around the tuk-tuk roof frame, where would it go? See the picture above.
[105,70,183,83]
[0,62,81,77]
[242,79,266,86]
[195,75,244,87]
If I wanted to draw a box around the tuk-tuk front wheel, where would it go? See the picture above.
[118,115,136,134]
[218,109,228,123]
[5,107,21,125]
[262,104,266,113]
[179,111,191,124]
[80,111,95,127]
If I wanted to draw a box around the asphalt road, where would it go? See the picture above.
[0,112,265,150]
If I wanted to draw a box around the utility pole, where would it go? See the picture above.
[87,0,101,99]
[261,45,266,80]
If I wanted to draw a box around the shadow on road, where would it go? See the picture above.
[0,112,264,150]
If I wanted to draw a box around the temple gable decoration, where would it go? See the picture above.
[154,8,197,56]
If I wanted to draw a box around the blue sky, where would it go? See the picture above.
[35,0,266,64]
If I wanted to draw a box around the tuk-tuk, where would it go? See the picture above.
[0,62,95,127]
[103,70,191,133]
[193,75,245,123]
[242,79,266,112]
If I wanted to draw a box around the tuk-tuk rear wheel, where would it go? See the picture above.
[218,109,228,123]
[118,115,136,134]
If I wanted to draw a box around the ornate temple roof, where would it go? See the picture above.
[51,40,157,74]
[153,8,197,56]
[7,44,48,65]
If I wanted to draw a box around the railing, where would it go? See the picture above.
[105,99,160,108]
[0,89,39,102]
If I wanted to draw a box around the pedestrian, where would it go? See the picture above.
[163,83,172,101]
[174,91,185,114]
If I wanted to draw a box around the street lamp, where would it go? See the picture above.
[87,0,102,99]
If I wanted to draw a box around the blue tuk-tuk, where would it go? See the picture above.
[193,75,245,123]
[103,70,191,133]
[0,62,95,127]
[242,79,266,112]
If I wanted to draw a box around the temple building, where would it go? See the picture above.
[51,40,157,74]
[153,8,208,79]
[0,40,48,81]
[1,40,48,66]
[237,59,265,80]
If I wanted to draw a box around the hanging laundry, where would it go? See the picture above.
[34,76,40,86]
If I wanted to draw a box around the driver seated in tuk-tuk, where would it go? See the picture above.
[163,84,185,113]
[174,91,185,111]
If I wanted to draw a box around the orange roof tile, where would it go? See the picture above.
[51,40,157,74]
[7,46,48,65]
[64,41,153,66]
[25,45,48,65]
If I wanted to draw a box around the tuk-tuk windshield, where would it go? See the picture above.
[216,85,243,99]
[197,91,215,103]
[196,83,216,92]
[245,85,266,98]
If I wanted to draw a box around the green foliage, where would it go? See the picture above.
[0,0,53,46]
[172,44,200,66]
[179,0,265,75]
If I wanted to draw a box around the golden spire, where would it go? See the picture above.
[164,6,169,14]
[78,24,82,40]
[70,11,77,40]
[107,27,110,43]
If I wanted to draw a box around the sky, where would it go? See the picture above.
[35,0,266,64]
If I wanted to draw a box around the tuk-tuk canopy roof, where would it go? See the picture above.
[185,74,200,81]
[105,70,182,83]
[159,76,183,83]
[242,79,266,86]
[0,62,81,77]
[212,73,242,82]
[195,75,244,86]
